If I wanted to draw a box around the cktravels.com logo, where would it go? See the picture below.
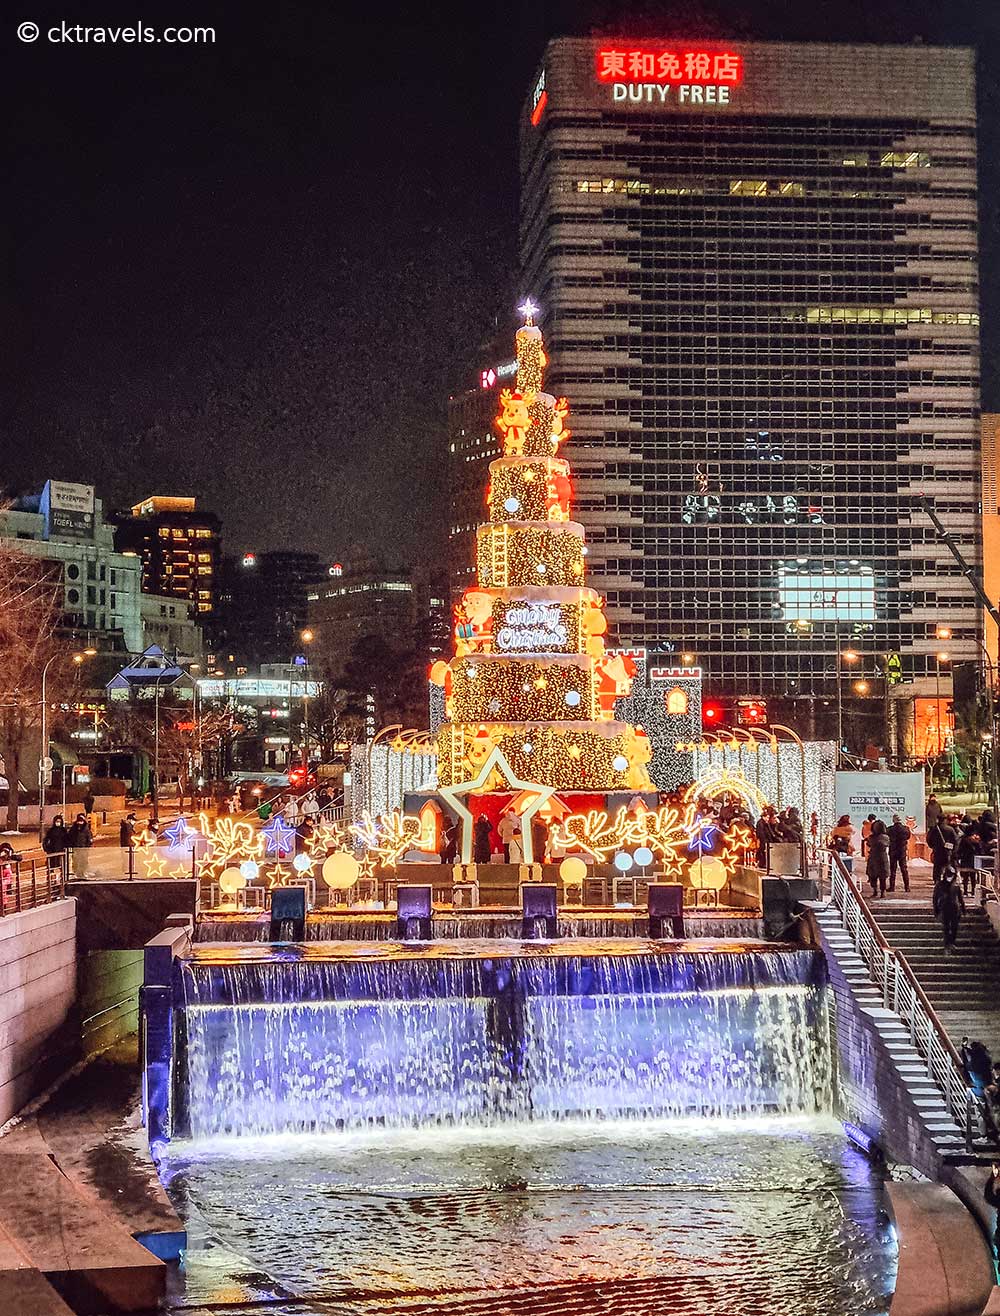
[17,20,215,43]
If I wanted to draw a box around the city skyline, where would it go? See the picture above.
[6,0,1000,571]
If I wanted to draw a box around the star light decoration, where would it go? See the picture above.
[438,744,554,864]
[163,816,199,854]
[518,298,539,325]
[260,813,297,858]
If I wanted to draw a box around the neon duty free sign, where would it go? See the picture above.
[596,47,742,106]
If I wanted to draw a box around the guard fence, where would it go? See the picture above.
[823,848,981,1150]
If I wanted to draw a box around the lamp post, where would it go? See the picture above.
[299,629,314,773]
[835,634,860,768]
[39,647,96,838]
[935,651,950,763]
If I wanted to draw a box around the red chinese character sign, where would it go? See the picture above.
[596,46,742,108]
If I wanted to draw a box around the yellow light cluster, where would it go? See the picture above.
[516,326,545,393]
[490,596,583,654]
[522,397,556,458]
[489,458,569,523]
[437,721,637,792]
[477,524,584,588]
[451,655,596,723]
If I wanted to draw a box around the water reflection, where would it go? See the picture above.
[162,1117,896,1316]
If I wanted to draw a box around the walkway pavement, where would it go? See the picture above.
[859,855,1000,1060]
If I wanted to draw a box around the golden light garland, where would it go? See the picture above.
[477,523,585,588]
[451,654,596,723]
[516,325,546,393]
[436,721,650,792]
[488,458,572,523]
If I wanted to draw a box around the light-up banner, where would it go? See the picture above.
[596,46,742,107]
[778,570,876,622]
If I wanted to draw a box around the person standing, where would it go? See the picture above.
[865,819,890,898]
[42,815,68,871]
[119,812,137,849]
[301,793,320,823]
[531,815,549,863]
[473,813,493,865]
[860,814,877,858]
[934,866,965,951]
[440,818,458,865]
[66,812,94,877]
[83,789,96,821]
[887,814,911,893]
[925,793,944,834]
[927,815,958,886]
[498,809,519,863]
[826,815,855,858]
[984,1162,1000,1259]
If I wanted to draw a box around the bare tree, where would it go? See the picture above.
[0,544,66,832]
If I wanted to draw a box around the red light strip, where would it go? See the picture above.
[530,89,548,126]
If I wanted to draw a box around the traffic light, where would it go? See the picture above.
[737,700,768,727]
[702,701,723,727]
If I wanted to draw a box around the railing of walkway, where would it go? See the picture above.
[0,851,69,915]
[825,850,979,1150]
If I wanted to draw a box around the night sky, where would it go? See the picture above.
[6,0,999,568]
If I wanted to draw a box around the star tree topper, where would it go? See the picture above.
[439,745,555,864]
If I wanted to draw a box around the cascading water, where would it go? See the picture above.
[175,941,833,1141]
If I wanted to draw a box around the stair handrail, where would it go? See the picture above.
[823,850,979,1149]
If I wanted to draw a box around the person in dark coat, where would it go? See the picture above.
[978,809,998,852]
[960,1036,993,1098]
[83,790,96,818]
[887,815,911,892]
[530,816,549,863]
[42,815,68,870]
[954,823,981,897]
[933,866,965,950]
[440,818,458,864]
[927,816,958,886]
[865,819,889,898]
[66,813,93,849]
[925,794,944,833]
[119,813,137,849]
[984,1161,1000,1258]
[473,814,493,865]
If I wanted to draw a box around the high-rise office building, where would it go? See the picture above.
[113,496,221,617]
[520,40,980,724]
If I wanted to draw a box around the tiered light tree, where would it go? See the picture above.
[434,303,653,857]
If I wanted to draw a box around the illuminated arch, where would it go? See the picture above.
[666,686,688,715]
[687,766,770,817]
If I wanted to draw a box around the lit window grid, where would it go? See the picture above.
[519,79,980,692]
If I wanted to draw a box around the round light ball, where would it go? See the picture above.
[239,860,259,881]
[429,660,449,686]
[523,742,533,754]
[536,564,547,574]
[322,851,361,890]
[612,754,628,771]
[613,852,634,872]
[503,497,521,513]
[564,690,581,707]
[634,846,654,866]
[292,853,312,873]
[219,866,246,895]
[559,855,587,885]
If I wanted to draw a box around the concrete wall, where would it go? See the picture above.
[79,951,142,1057]
[0,900,77,1127]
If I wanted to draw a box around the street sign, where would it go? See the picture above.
[38,764,52,786]
[40,756,53,771]
[883,653,903,685]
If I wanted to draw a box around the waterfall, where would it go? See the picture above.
[175,945,831,1140]
[193,914,767,943]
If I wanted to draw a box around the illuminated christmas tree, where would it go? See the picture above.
[435,303,653,804]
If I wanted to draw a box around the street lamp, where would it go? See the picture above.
[39,648,96,837]
[835,638,860,767]
[853,680,870,695]
[935,651,950,761]
[299,629,314,771]
[681,651,696,666]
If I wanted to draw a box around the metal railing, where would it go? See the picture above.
[824,849,980,1149]
[0,851,70,915]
